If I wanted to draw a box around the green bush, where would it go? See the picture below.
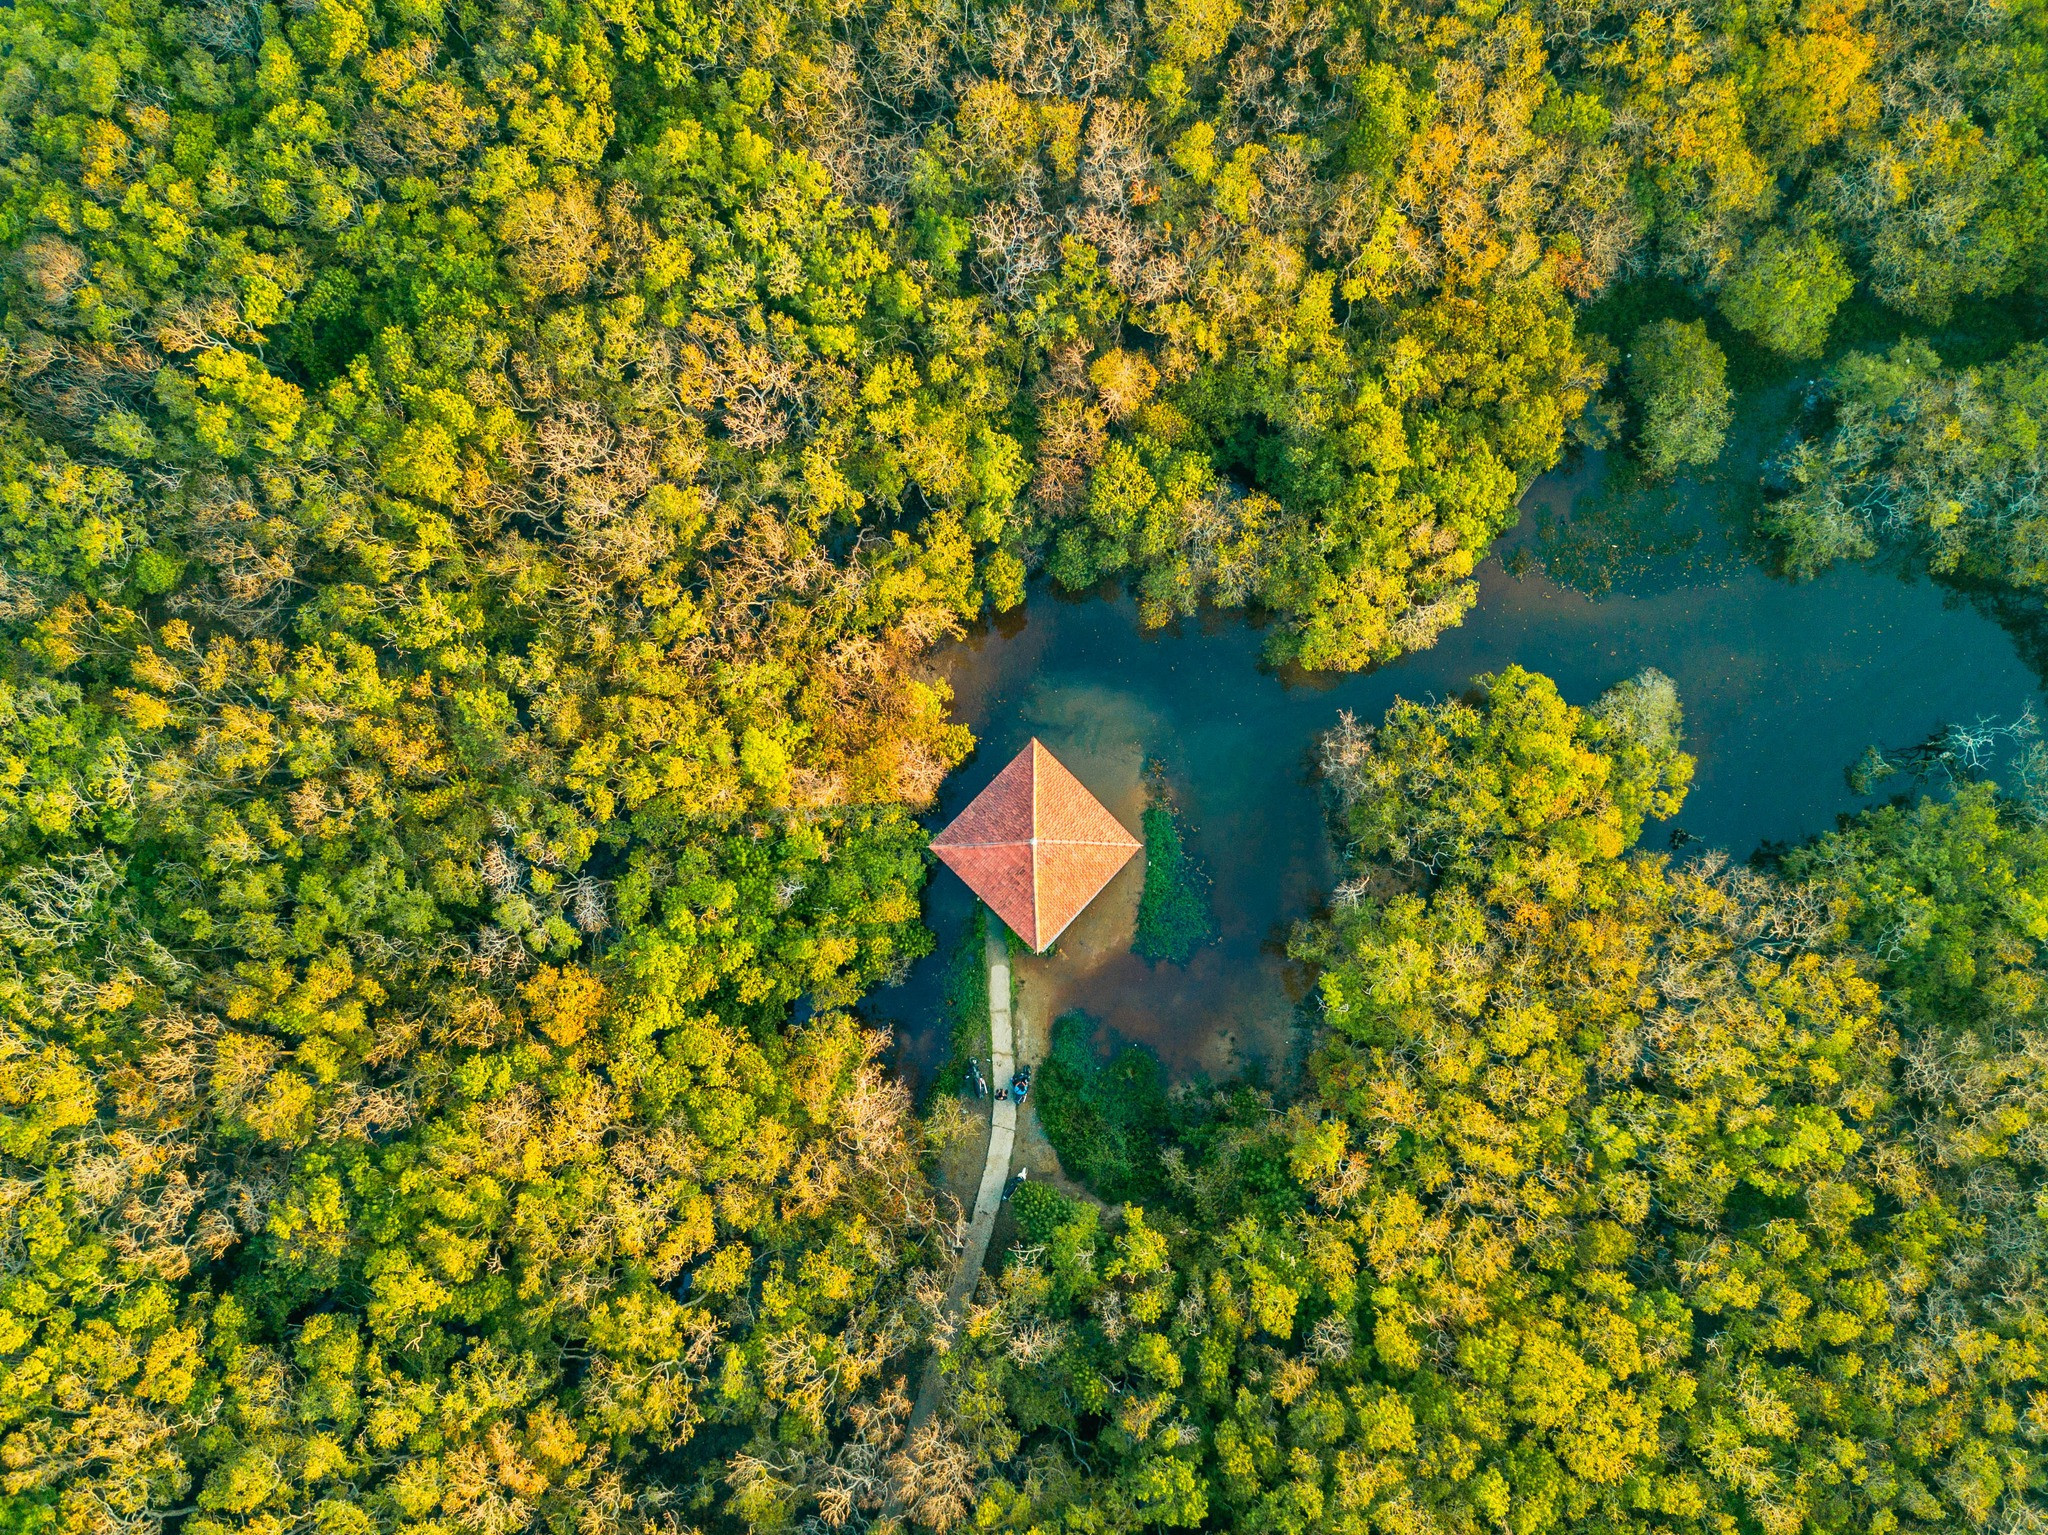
[1133,776,1216,965]
[933,905,997,1097]
[1035,1012,1173,1202]
[1011,1180,1080,1243]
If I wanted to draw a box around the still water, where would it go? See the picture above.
[868,450,2045,1093]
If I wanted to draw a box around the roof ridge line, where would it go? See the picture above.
[1028,739,1043,951]
[931,737,1136,952]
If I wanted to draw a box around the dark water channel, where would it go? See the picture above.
[868,449,2046,1095]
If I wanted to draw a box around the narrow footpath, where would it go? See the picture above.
[906,913,1016,1433]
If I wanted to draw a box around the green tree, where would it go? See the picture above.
[1717,227,1856,357]
[1768,339,2048,587]
[1627,319,1733,475]
[1317,665,1692,898]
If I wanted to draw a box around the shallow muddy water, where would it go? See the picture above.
[868,449,2046,1094]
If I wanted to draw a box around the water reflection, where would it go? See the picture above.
[868,453,2044,1095]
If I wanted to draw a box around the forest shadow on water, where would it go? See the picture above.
[868,441,2048,1098]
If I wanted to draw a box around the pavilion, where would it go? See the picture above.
[930,739,1141,951]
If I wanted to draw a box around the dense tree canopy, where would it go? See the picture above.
[0,0,996,1530]
[919,671,2047,1535]
[0,0,2044,1526]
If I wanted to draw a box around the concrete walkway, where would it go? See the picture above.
[906,913,1017,1432]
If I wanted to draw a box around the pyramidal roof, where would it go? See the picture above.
[931,739,1141,952]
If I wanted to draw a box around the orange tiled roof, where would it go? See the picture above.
[930,739,1141,951]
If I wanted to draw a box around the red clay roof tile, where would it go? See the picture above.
[931,738,1140,951]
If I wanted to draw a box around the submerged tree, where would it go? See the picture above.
[1769,339,2048,589]
[1628,319,1734,477]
